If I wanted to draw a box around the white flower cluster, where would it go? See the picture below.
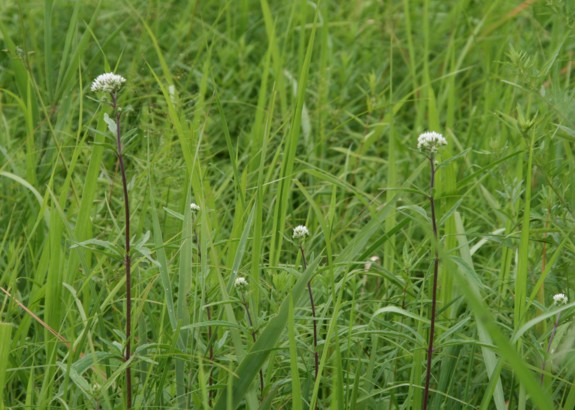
[234,276,248,291]
[553,293,568,305]
[417,131,447,153]
[293,225,310,240]
[91,73,126,93]
[190,202,200,212]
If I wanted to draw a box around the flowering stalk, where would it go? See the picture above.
[91,73,132,408]
[190,203,213,404]
[190,204,215,405]
[540,293,568,384]
[234,277,264,397]
[293,225,318,381]
[417,131,447,410]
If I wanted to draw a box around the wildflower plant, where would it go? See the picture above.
[293,225,319,381]
[189,201,201,250]
[91,72,133,408]
[541,293,569,384]
[234,276,264,396]
[186,203,214,403]
[418,131,447,410]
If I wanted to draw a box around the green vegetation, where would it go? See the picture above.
[1,0,574,408]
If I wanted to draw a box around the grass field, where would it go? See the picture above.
[1,0,575,408]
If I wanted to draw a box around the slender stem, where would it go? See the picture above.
[422,154,439,410]
[194,222,213,406]
[537,205,550,328]
[0,286,71,348]
[207,305,214,406]
[540,312,561,384]
[241,297,265,396]
[300,245,319,381]
[113,93,132,409]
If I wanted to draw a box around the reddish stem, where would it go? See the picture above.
[300,245,319,381]
[242,298,264,396]
[422,154,439,410]
[113,93,132,409]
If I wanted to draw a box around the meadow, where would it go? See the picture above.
[1,0,574,408]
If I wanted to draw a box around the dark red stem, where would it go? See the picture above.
[422,154,438,410]
[242,298,264,396]
[113,92,132,409]
[300,245,319,381]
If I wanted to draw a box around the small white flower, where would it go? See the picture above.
[234,276,248,291]
[91,73,126,93]
[417,131,447,153]
[364,255,381,271]
[553,293,568,305]
[190,202,200,212]
[293,225,310,240]
[91,383,101,396]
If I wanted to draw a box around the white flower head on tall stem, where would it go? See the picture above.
[190,202,200,213]
[364,255,381,271]
[293,225,310,240]
[91,73,126,94]
[553,293,568,305]
[234,276,249,292]
[417,131,447,153]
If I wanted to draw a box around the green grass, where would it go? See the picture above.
[1,0,575,408]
